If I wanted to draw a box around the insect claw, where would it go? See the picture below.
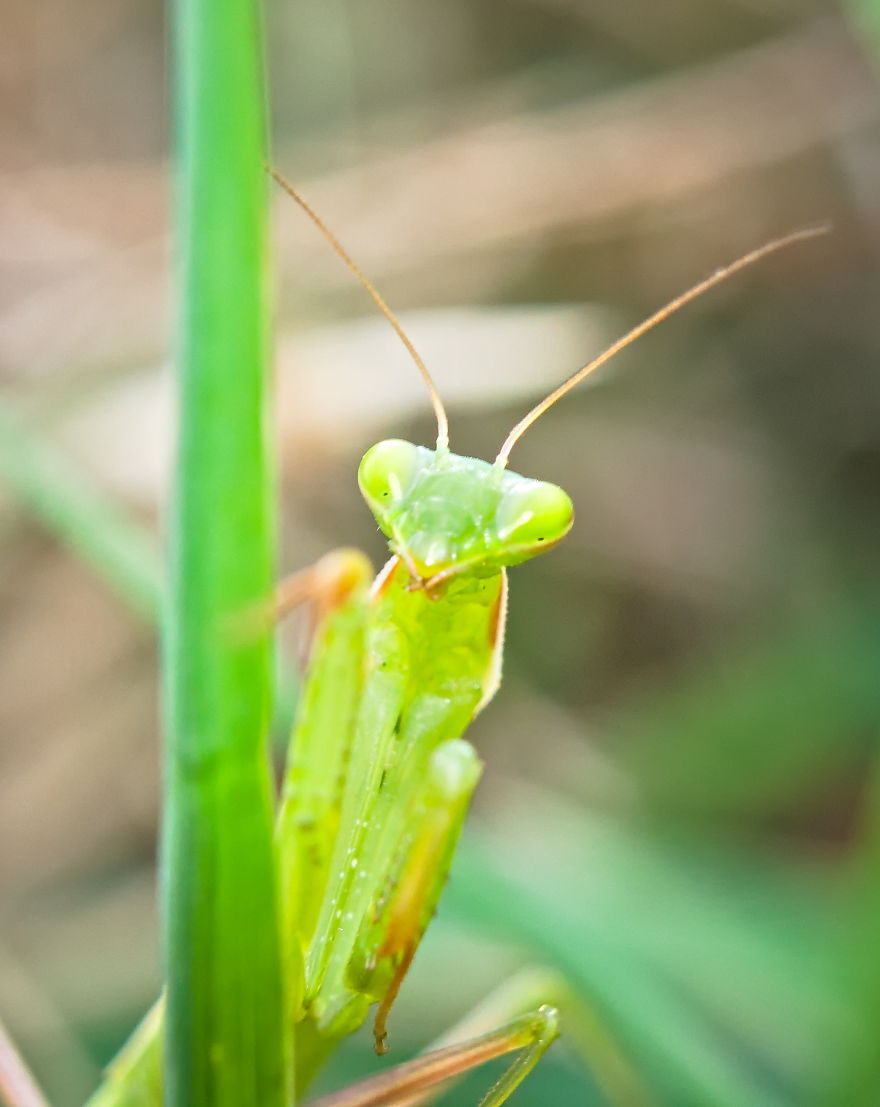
[372,946,416,1057]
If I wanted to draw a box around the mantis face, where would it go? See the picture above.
[358,438,574,585]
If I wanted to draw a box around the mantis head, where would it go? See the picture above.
[359,439,573,586]
[270,170,826,588]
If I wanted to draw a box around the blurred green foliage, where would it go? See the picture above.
[2,1,880,1105]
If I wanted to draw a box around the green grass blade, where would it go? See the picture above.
[447,807,837,1107]
[0,403,161,621]
[83,1002,163,1107]
[163,0,288,1104]
[616,607,880,816]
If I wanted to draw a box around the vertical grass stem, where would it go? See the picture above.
[163,1,288,1103]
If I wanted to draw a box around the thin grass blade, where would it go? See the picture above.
[163,0,288,1103]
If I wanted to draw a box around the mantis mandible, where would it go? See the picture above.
[269,170,825,1107]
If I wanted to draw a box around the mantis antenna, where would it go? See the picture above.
[270,168,451,452]
[495,225,829,468]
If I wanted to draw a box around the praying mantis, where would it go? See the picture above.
[265,176,824,1107]
[81,179,824,1107]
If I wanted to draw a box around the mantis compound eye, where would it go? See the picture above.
[358,439,422,513]
[495,480,574,551]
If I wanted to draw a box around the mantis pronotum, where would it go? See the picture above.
[269,170,825,1107]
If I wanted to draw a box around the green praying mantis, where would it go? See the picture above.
[81,180,825,1107]
[266,178,824,1106]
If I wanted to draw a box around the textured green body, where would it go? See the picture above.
[277,568,371,1015]
[348,738,482,1004]
[277,440,573,1077]
[303,558,504,1033]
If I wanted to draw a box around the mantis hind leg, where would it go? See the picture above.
[358,967,649,1107]
[428,968,651,1107]
[308,1004,559,1107]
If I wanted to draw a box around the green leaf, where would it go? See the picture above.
[445,793,842,1106]
[162,0,288,1103]
[616,608,880,816]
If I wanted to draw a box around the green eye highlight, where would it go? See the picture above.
[358,439,421,511]
[495,480,574,548]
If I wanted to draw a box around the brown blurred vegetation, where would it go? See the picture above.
[2,1,880,1104]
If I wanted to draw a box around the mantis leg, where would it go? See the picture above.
[310,965,650,1107]
[426,968,651,1107]
[307,1004,559,1107]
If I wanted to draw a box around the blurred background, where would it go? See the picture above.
[3,0,880,1103]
